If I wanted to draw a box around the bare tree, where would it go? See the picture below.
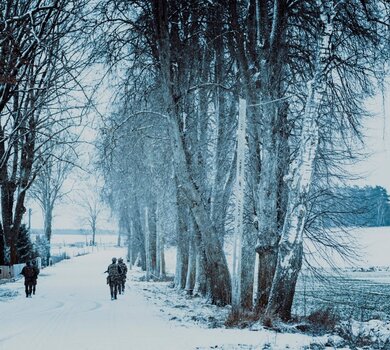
[29,142,76,263]
[0,0,90,264]
[77,180,104,246]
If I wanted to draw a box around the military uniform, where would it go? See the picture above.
[106,258,122,300]
[20,262,35,297]
[31,260,40,295]
[118,259,128,294]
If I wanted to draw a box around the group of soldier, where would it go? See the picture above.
[19,255,128,301]
[20,260,40,298]
[105,257,128,300]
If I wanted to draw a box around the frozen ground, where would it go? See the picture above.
[1,246,330,350]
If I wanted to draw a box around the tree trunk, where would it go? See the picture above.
[117,231,121,247]
[144,206,152,280]
[232,98,247,312]
[255,125,281,311]
[241,217,257,310]
[174,203,189,289]
[156,213,161,276]
[1,182,15,264]
[44,206,53,263]
[92,223,96,246]
[128,220,133,269]
[133,203,146,271]
[149,201,157,275]
[241,103,261,311]
[44,207,53,243]
[155,199,166,278]
[254,68,291,314]
[174,241,187,289]
[159,235,165,278]
[0,223,4,265]
[185,226,196,293]
[193,228,207,297]
[264,0,334,322]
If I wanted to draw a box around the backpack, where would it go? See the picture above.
[33,267,40,278]
[108,263,120,277]
[119,262,127,276]
[24,266,35,279]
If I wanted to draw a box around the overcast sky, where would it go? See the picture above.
[351,89,390,191]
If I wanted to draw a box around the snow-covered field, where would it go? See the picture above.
[31,233,118,258]
[48,233,118,246]
[288,227,390,322]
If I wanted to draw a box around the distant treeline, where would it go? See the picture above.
[314,186,390,227]
[30,229,117,236]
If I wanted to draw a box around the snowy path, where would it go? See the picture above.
[0,248,320,350]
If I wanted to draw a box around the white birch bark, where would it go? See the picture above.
[232,98,247,311]
[265,0,335,321]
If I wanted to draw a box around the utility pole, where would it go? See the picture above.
[28,208,32,231]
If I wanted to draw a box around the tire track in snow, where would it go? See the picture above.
[27,298,74,349]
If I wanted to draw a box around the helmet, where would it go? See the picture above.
[118,258,123,263]
[112,257,117,263]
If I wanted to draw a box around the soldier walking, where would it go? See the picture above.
[31,259,40,295]
[105,257,122,300]
[20,261,35,298]
[117,258,128,294]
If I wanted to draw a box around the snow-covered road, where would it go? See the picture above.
[0,247,320,350]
